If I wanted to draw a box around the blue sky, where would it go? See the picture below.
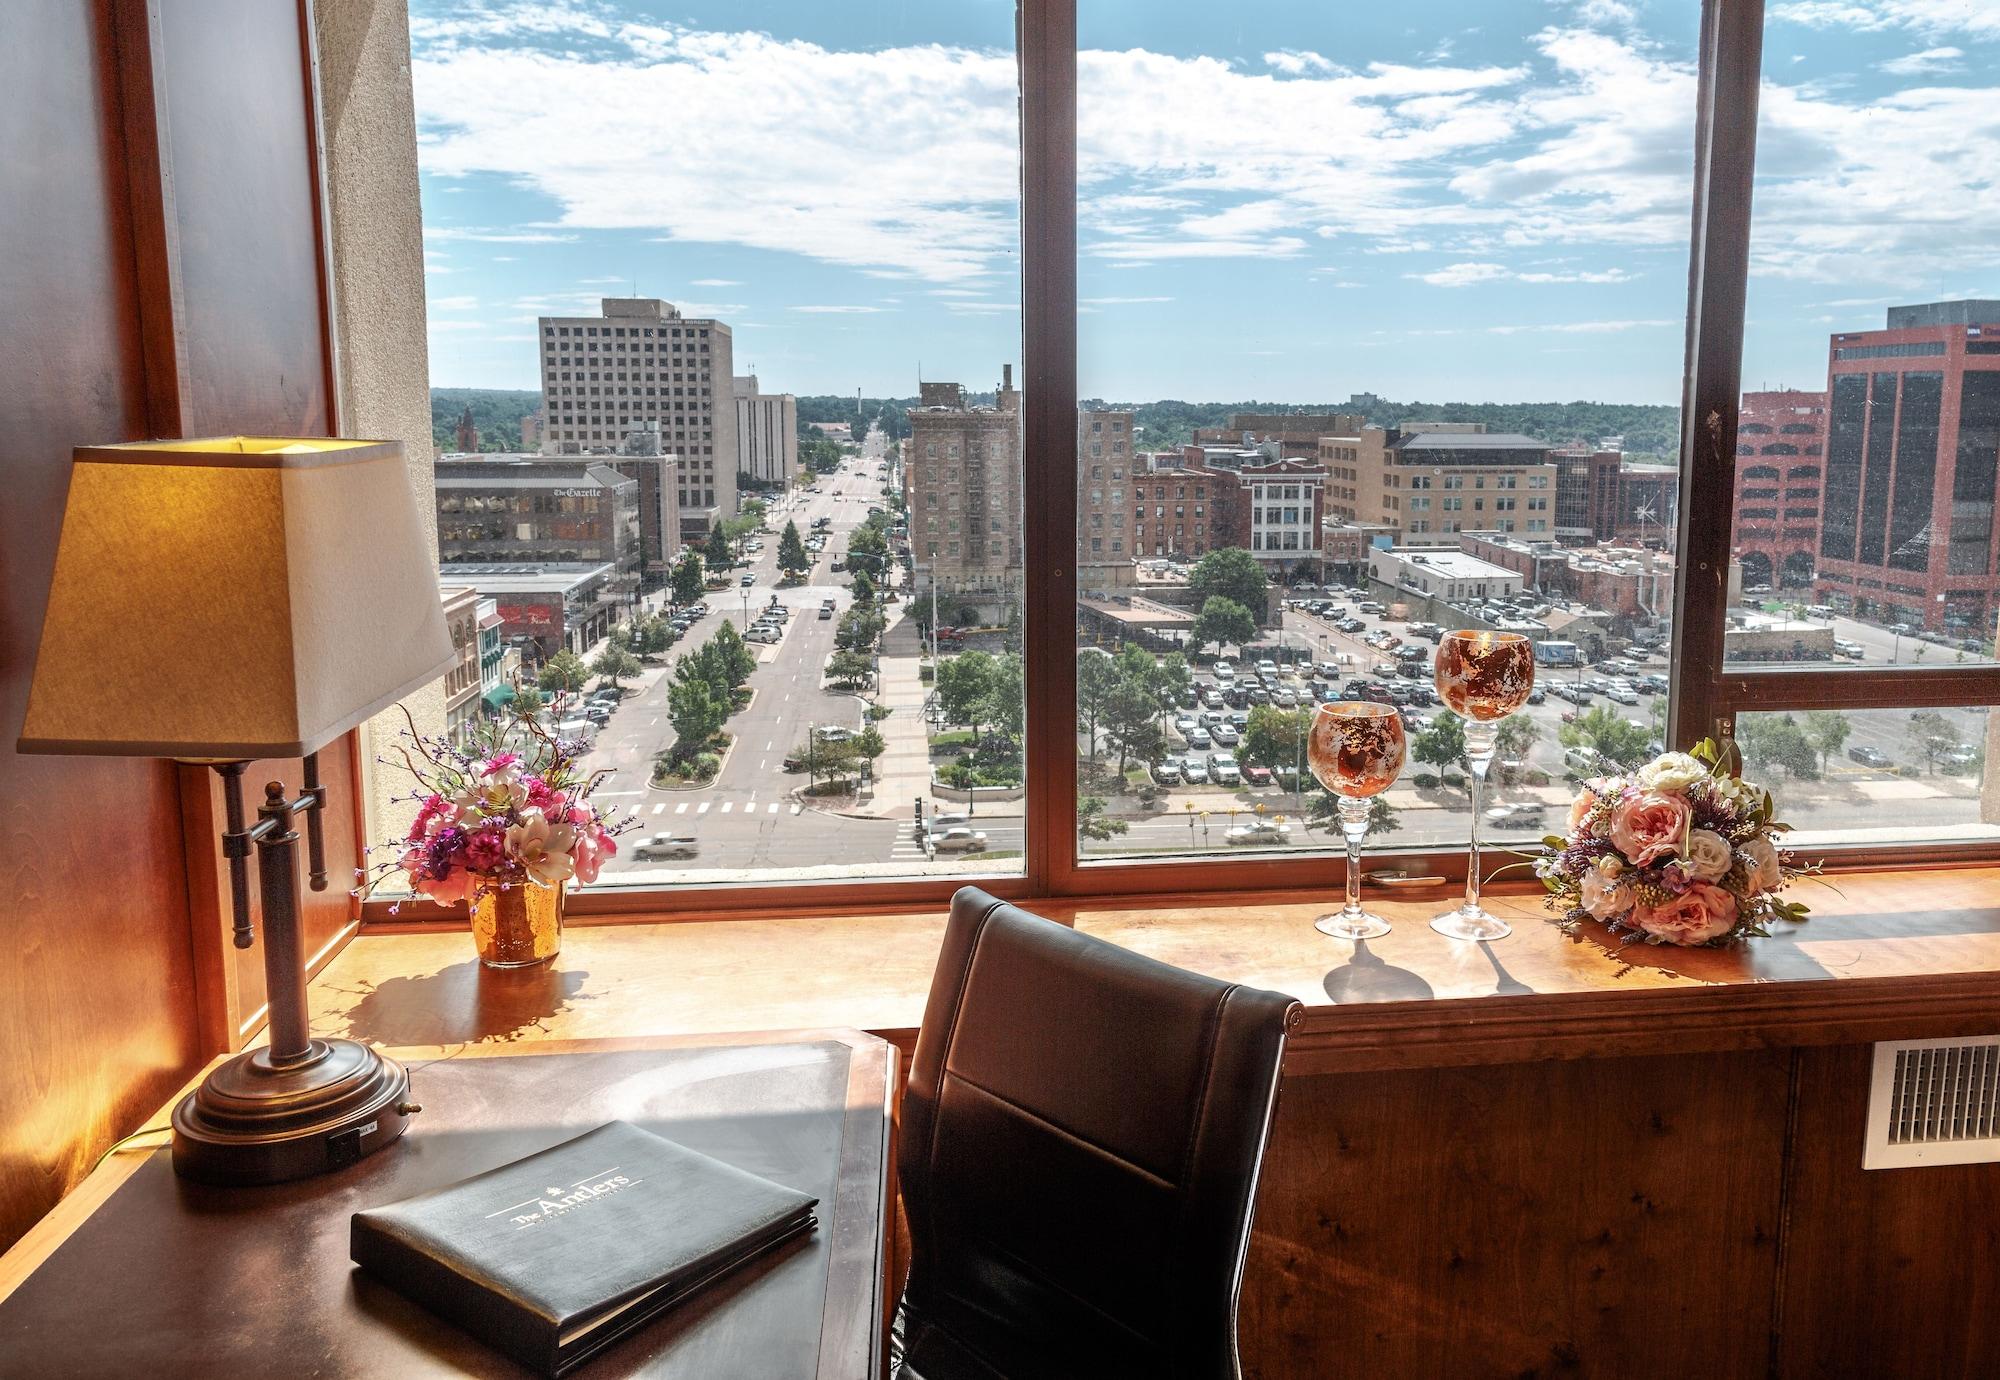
[412,0,1997,403]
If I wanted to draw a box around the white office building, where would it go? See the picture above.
[733,375,798,488]
[537,297,737,537]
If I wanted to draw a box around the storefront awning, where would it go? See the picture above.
[482,685,515,709]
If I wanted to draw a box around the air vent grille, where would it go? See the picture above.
[1864,1036,2000,1170]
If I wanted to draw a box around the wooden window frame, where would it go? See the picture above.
[356,0,1999,927]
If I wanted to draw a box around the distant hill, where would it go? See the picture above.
[1092,397,1682,459]
[431,388,541,453]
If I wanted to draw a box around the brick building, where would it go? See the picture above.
[1813,300,2000,633]
[1323,425,1556,539]
[1728,390,1827,591]
[1194,410,1366,460]
[907,368,1023,603]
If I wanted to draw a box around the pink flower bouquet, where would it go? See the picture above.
[362,703,631,910]
[1537,740,1809,946]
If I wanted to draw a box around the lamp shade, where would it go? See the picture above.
[19,437,455,759]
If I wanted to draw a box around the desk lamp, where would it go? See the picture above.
[19,437,453,1185]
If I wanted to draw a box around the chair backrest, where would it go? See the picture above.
[898,888,1301,1379]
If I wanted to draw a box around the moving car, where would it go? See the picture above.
[632,834,700,860]
[1225,818,1291,846]
[930,828,989,853]
[1483,803,1544,827]
[740,573,755,586]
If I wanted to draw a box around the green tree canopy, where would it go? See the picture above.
[1077,647,1121,762]
[1801,710,1852,776]
[777,520,811,579]
[1410,714,1466,773]
[537,649,589,694]
[591,645,642,689]
[710,620,756,691]
[1078,795,1129,842]
[1243,705,1310,773]
[1906,710,1962,775]
[1558,703,1654,770]
[1191,596,1258,656]
[982,653,1025,742]
[934,650,996,739]
[670,550,705,606]
[1738,714,1820,779]
[1189,548,1268,621]
[704,520,734,571]
[827,648,874,688]
[667,676,725,758]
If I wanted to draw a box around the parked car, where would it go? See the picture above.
[1152,758,1184,786]
[1847,746,1891,768]
[931,828,989,853]
[583,703,613,725]
[1210,723,1240,746]
[746,626,782,644]
[1242,764,1273,787]
[1209,752,1242,786]
[1226,819,1291,846]
[1316,660,1341,679]
[1186,727,1213,751]
[1943,745,1980,768]
[739,573,755,586]
[632,833,700,860]
[1564,746,1605,777]
[1174,712,1198,735]
[1212,660,1236,680]
[1483,803,1544,827]
[1181,758,1211,785]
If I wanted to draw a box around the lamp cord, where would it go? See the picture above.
[89,1124,173,1178]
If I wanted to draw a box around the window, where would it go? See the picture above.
[394,0,2000,917]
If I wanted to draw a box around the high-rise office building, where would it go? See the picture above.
[1732,389,1827,591]
[535,297,737,539]
[906,368,1022,603]
[1323,425,1556,540]
[733,375,799,489]
[1814,301,2000,632]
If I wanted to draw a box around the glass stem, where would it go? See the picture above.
[1462,718,1499,916]
[1338,795,1370,918]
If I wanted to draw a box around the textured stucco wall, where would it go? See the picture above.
[314,0,439,852]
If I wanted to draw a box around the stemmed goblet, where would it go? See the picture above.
[1307,701,1408,940]
[1432,631,1536,941]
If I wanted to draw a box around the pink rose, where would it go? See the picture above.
[1631,882,1738,945]
[1608,791,1691,866]
[1566,788,1598,835]
[1580,867,1633,922]
[463,825,508,873]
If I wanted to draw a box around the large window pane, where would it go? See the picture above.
[1727,12,2000,665]
[1074,2,1696,862]
[1737,708,2000,849]
[409,0,1024,887]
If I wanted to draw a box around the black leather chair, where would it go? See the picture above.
[893,888,1302,1380]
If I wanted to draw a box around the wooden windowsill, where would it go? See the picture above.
[310,866,2000,1073]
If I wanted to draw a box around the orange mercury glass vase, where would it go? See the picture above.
[470,881,564,968]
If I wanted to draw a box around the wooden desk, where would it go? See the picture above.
[0,1030,895,1379]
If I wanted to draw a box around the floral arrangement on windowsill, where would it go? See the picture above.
[1536,740,1813,947]
[360,704,632,965]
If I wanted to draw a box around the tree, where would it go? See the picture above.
[1153,651,1192,728]
[1908,710,1962,775]
[1190,596,1258,656]
[591,645,642,689]
[711,621,756,691]
[704,520,734,571]
[1104,676,1164,774]
[670,551,705,607]
[935,650,996,740]
[827,648,874,688]
[855,726,887,772]
[1077,647,1121,762]
[1558,703,1655,770]
[836,604,886,651]
[1243,706,1310,773]
[1189,548,1268,622]
[507,684,546,721]
[1801,710,1852,776]
[1739,714,1820,779]
[667,676,725,758]
[1494,713,1541,762]
[1410,714,1467,775]
[982,653,1025,742]
[851,568,877,605]
[538,650,589,694]
[777,521,810,580]
[1078,795,1129,842]
[1307,788,1401,837]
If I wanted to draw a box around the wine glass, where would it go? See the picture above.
[1306,702,1408,939]
[1431,630,1536,940]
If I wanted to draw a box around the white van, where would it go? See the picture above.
[556,718,597,745]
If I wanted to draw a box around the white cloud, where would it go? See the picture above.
[1089,236,1308,263]
[1880,45,1964,73]
[791,305,891,314]
[425,226,579,243]
[1487,318,1676,334]
[1409,262,1511,287]
[428,294,480,310]
[427,320,490,332]
[1263,50,1338,76]
[1516,268,1633,283]
[1080,296,1175,304]
[1772,1,2000,37]
[690,278,742,286]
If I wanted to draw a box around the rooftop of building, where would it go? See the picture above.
[1884,300,2000,330]
[1378,547,1521,581]
[434,562,616,593]
[1390,431,1550,454]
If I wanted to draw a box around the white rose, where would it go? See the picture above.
[1740,834,1782,892]
[1638,751,1708,793]
[1581,868,1634,922]
[1682,829,1734,882]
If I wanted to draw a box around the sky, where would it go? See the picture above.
[412,0,1998,404]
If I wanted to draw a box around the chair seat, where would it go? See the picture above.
[889,1304,1012,1380]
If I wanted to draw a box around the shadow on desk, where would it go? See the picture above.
[319,959,595,1047]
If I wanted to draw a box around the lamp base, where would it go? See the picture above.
[171,1038,417,1186]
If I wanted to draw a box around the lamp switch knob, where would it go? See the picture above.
[396,1101,423,1116]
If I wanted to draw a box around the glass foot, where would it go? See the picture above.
[1316,910,1392,940]
[1430,907,1512,941]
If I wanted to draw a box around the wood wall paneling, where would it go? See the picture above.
[0,0,199,1254]
[0,0,344,1252]
[1776,1043,2000,1379]
[1239,1051,1790,1378]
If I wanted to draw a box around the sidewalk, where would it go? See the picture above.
[853,611,933,819]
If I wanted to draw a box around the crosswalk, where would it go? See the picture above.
[645,799,791,816]
[889,822,932,861]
